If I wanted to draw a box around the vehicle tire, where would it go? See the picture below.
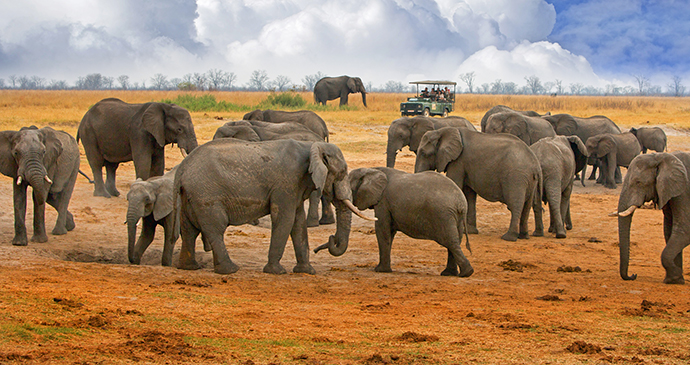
[422,108,430,117]
[442,109,449,117]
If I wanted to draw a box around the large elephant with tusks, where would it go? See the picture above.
[314,76,367,107]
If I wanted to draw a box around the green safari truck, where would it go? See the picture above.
[400,80,456,117]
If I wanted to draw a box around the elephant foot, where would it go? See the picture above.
[106,186,120,197]
[93,189,112,198]
[518,232,530,240]
[306,218,320,228]
[263,262,287,275]
[375,264,392,273]
[52,226,68,236]
[249,219,260,226]
[214,260,240,275]
[129,256,141,265]
[66,213,76,231]
[663,274,684,284]
[440,267,459,276]
[532,229,544,237]
[12,236,28,246]
[178,260,201,271]
[293,263,316,275]
[467,226,479,235]
[565,223,573,230]
[319,214,336,225]
[501,231,518,242]
[604,183,617,189]
[458,265,474,278]
[31,234,48,243]
[555,232,567,239]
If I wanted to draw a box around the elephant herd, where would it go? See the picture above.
[1,99,687,284]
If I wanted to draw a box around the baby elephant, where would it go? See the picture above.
[316,167,473,277]
[126,166,178,266]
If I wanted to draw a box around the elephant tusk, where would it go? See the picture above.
[44,176,53,184]
[16,176,22,185]
[180,147,188,158]
[609,205,637,217]
[343,199,376,221]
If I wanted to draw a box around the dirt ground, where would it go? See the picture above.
[0,123,689,365]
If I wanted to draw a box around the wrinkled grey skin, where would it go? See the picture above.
[213,120,334,227]
[318,167,473,277]
[630,126,667,153]
[126,166,179,266]
[530,136,588,238]
[0,126,79,246]
[313,76,367,107]
[386,116,476,168]
[415,127,542,241]
[585,132,641,189]
[174,139,365,275]
[77,98,198,198]
[615,152,690,284]
[485,112,556,145]
[480,105,549,132]
[243,109,329,142]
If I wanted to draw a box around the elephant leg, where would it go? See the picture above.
[46,192,67,235]
[603,154,617,189]
[545,184,566,238]
[290,205,315,274]
[339,92,349,107]
[178,213,201,271]
[12,183,29,246]
[374,213,395,272]
[104,161,120,197]
[83,144,110,198]
[588,159,598,180]
[442,236,473,277]
[463,187,479,234]
[562,184,573,231]
[132,216,157,264]
[207,230,239,275]
[264,202,296,275]
[532,188,544,237]
[30,190,48,243]
[441,250,459,276]
[319,194,335,225]
[65,211,75,231]
[306,190,320,227]
[661,234,686,284]
[161,215,176,267]
[150,149,165,178]
[502,189,528,241]
[615,166,622,184]
[518,196,531,240]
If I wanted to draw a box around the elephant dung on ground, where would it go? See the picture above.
[386,115,476,168]
[612,152,690,284]
[415,127,542,241]
[630,126,667,153]
[585,132,641,189]
[0,126,79,246]
[174,138,373,275]
[315,167,473,277]
[126,165,179,266]
[242,109,329,142]
[480,105,549,132]
[313,76,367,107]
[77,98,198,198]
[485,112,556,145]
[530,135,588,238]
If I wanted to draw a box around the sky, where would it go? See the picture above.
[1,0,688,90]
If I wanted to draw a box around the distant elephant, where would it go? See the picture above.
[386,116,476,168]
[630,126,667,153]
[415,127,542,241]
[613,152,690,284]
[313,76,367,107]
[480,105,549,132]
[315,167,473,277]
[485,112,556,145]
[77,98,198,198]
[213,120,334,227]
[174,139,373,274]
[530,136,588,238]
[242,109,329,141]
[126,166,178,266]
[585,132,641,189]
[0,126,79,246]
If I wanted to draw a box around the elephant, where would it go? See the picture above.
[612,152,690,284]
[386,116,476,168]
[242,109,329,142]
[313,76,367,107]
[480,105,549,132]
[314,167,473,277]
[174,138,373,275]
[630,126,667,153]
[530,135,589,238]
[415,127,542,241]
[0,126,79,246]
[126,165,179,266]
[77,98,198,198]
[213,120,335,227]
[485,112,556,145]
[585,132,641,189]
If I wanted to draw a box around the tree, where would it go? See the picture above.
[248,69,269,91]
[479,83,490,94]
[8,75,17,88]
[490,79,503,94]
[0,79,5,89]
[668,75,685,97]
[524,75,543,94]
[503,82,518,95]
[302,71,325,91]
[193,73,207,91]
[554,79,564,95]
[76,73,105,90]
[103,76,114,89]
[459,72,476,93]
[569,83,584,95]
[633,74,650,95]
[384,81,405,93]
[117,75,130,90]
[150,74,169,90]
[48,80,68,90]
[273,75,292,91]
[207,69,234,90]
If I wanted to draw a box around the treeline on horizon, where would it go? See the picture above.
[0,69,687,97]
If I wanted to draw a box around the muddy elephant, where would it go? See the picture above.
[480,105,549,132]
[77,98,198,198]
[174,138,373,274]
[126,166,178,266]
[485,112,556,145]
[213,120,335,227]
[630,126,667,153]
[313,76,367,107]
[531,136,588,238]
[0,126,79,246]
[242,109,329,141]
[585,132,641,189]
[415,127,542,241]
[315,167,473,277]
[386,116,476,168]
[612,152,690,284]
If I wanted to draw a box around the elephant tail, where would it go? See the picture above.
[78,169,94,184]
[460,216,471,254]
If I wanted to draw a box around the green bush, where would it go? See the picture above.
[258,92,307,109]
[160,94,249,112]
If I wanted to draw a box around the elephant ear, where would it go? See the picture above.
[309,143,328,192]
[0,131,18,178]
[350,168,387,210]
[40,127,63,168]
[142,103,167,147]
[506,116,528,144]
[656,154,689,209]
[595,135,616,157]
[347,78,357,92]
[567,135,589,157]
[436,128,463,173]
[409,118,434,151]
[557,117,577,135]
[153,179,174,221]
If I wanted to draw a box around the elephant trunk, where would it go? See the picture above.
[361,91,367,108]
[580,163,587,187]
[386,139,402,168]
[127,206,142,264]
[23,153,49,204]
[616,189,639,281]
[319,199,352,256]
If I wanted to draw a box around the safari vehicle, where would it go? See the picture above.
[400,80,456,117]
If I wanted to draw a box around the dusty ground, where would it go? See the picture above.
[0,122,689,365]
